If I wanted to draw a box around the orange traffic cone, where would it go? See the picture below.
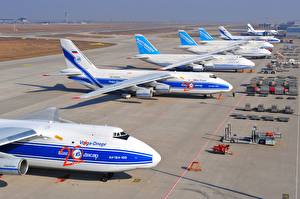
[187,161,202,171]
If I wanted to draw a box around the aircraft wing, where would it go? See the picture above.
[19,107,60,122]
[79,72,171,99]
[160,42,247,70]
[0,127,38,147]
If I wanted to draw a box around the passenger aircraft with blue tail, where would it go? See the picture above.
[219,26,280,44]
[178,29,272,58]
[132,34,255,72]
[0,107,161,181]
[58,39,232,100]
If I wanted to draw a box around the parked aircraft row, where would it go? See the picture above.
[0,24,279,179]
[219,26,280,43]
[247,23,278,36]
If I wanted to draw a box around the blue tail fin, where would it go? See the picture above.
[198,28,214,41]
[178,30,198,46]
[134,34,160,54]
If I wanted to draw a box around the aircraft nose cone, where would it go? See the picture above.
[244,58,255,67]
[152,150,161,167]
[228,83,233,91]
[265,43,274,49]
[263,49,272,56]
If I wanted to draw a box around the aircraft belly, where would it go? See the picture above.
[26,158,141,172]
[162,81,230,94]
[169,88,222,94]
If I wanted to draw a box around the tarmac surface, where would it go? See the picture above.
[0,28,299,199]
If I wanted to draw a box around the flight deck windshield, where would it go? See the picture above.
[113,132,130,140]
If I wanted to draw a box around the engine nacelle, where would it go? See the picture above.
[136,88,153,98]
[0,158,28,175]
[154,83,170,94]
[190,64,204,72]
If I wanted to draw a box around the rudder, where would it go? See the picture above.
[134,34,160,54]
[198,28,214,41]
[178,30,198,46]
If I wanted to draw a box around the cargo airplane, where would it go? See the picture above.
[178,30,271,59]
[247,24,278,36]
[132,34,255,72]
[0,107,161,181]
[219,26,280,43]
[56,39,232,100]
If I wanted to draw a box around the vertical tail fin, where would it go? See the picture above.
[178,30,198,46]
[218,26,233,40]
[134,34,160,54]
[247,24,255,32]
[60,39,102,88]
[60,39,97,70]
[198,28,214,41]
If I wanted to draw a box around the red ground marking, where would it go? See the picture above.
[162,95,246,199]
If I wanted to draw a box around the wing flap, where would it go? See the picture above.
[0,127,38,146]
[79,72,171,99]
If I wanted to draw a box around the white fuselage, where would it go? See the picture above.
[135,54,254,71]
[181,44,271,58]
[221,35,280,44]
[200,40,274,50]
[69,68,233,94]
[0,119,161,172]
[248,30,278,36]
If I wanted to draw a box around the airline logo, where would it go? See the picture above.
[219,28,232,40]
[80,140,107,147]
[72,149,83,159]
[71,49,81,62]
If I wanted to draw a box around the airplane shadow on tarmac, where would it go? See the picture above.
[27,167,132,182]
[17,83,144,108]
[151,168,263,199]
[17,83,89,94]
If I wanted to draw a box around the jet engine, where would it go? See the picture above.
[154,83,170,94]
[189,64,204,72]
[0,157,28,175]
[136,88,153,98]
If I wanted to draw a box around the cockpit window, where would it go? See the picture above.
[113,131,130,140]
[209,74,217,79]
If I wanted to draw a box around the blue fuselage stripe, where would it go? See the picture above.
[0,167,18,171]
[69,76,229,90]
[62,49,103,88]
[0,142,153,165]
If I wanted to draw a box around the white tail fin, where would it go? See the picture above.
[60,39,97,70]
[218,26,233,40]
[247,24,255,32]
[60,39,102,88]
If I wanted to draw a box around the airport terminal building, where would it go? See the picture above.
[287,26,300,38]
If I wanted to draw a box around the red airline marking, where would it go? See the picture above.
[59,145,84,167]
